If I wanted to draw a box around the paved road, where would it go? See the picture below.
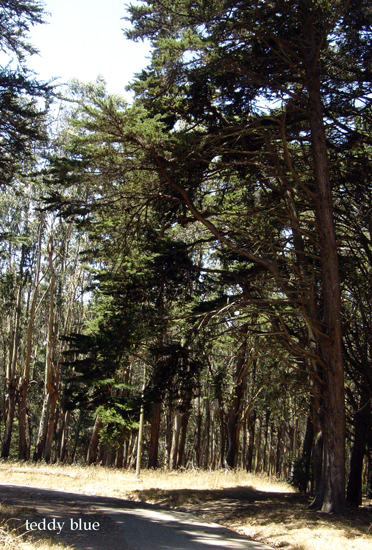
[0,484,273,550]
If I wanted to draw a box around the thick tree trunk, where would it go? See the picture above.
[148,401,161,469]
[305,49,345,513]
[225,330,248,468]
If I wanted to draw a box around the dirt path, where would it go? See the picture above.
[0,484,273,550]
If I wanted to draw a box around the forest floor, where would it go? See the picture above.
[0,462,371,550]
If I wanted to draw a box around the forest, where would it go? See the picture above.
[0,0,371,517]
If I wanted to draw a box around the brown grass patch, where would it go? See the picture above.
[0,502,72,550]
[0,462,371,550]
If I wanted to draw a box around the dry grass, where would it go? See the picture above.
[0,502,72,550]
[0,461,371,550]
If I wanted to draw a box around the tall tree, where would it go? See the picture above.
[123,0,372,511]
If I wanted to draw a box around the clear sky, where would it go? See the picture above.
[28,0,151,98]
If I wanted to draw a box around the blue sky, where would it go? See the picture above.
[28,0,151,97]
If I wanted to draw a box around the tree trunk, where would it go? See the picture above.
[1,381,17,459]
[246,411,256,472]
[164,400,173,468]
[2,246,25,458]
[177,408,191,468]
[203,398,211,469]
[33,236,56,462]
[33,392,51,461]
[170,410,182,470]
[346,402,369,506]
[305,36,345,513]
[18,379,30,460]
[44,391,58,462]
[148,401,161,469]
[86,414,103,465]
[225,330,248,468]
[19,219,42,460]
[59,410,70,462]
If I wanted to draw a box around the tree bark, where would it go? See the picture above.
[2,245,25,458]
[19,219,42,460]
[170,410,182,470]
[148,401,161,469]
[86,414,103,465]
[225,329,248,468]
[246,411,256,472]
[347,401,369,506]
[59,410,70,462]
[177,407,191,468]
[304,35,345,512]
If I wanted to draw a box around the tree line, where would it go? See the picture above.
[1,0,372,515]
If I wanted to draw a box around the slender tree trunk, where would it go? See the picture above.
[164,400,173,468]
[170,410,182,470]
[177,407,191,468]
[246,411,256,472]
[203,398,211,469]
[195,396,202,468]
[347,401,369,506]
[86,414,103,465]
[116,433,125,468]
[19,220,43,460]
[1,381,17,459]
[44,392,58,462]
[34,237,56,461]
[33,393,51,461]
[255,417,262,473]
[2,246,25,458]
[59,410,70,462]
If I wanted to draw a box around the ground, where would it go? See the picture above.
[0,463,371,550]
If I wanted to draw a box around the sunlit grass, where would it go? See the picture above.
[0,461,371,550]
[0,461,294,497]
